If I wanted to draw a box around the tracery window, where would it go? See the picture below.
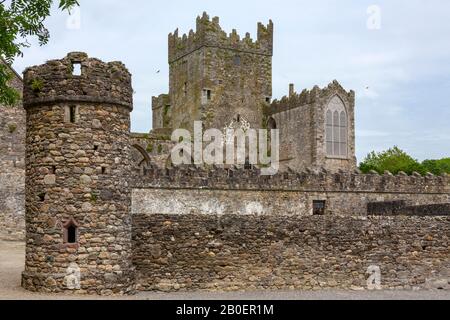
[325,96,348,157]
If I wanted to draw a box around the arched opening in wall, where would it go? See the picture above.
[267,117,277,130]
[325,95,348,158]
[63,218,79,244]
[132,144,151,168]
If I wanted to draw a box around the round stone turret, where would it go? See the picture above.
[21,52,135,295]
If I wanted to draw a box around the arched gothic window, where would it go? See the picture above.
[325,96,348,157]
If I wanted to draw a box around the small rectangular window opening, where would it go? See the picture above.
[69,106,76,123]
[101,167,106,174]
[72,63,82,76]
[313,200,326,215]
[63,218,79,245]
[207,90,211,101]
[266,97,271,103]
[51,166,56,174]
[183,82,187,97]
[67,225,77,243]
[38,193,46,202]
[234,55,241,66]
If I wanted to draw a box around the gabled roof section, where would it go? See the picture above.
[1,58,23,83]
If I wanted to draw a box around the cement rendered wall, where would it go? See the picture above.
[132,166,449,217]
[132,188,449,217]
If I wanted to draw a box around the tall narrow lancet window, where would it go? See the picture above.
[339,111,347,156]
[326,110,333,155]
[325,96,348,157]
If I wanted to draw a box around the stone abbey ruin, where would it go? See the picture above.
[0,13,449,294]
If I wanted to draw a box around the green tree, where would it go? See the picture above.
[359,146,426,175]
[0,0,79,105]
[422,158,450,176]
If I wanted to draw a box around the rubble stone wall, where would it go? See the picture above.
[0,60,25,241]
[132,214,450,291]
[21,53,136,295]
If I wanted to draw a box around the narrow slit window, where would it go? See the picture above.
[234,55,241,66]
[63,218,79,245]
[67,225,77,243]
[207,90,211,101]
[101,167,106,174]
[72,63,81,76]
[69,106,76,123]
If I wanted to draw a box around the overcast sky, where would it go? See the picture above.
[11,0,450,162]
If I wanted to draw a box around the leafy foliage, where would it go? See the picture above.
[0,63,20,104]
[0,0,79,105]
[30,78,43,92]
[360,146,450,176]
[359,146,426,175]
[422,158,450,176]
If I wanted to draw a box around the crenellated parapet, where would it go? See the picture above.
[23,52,133,110]
[22,52,135,295]
[268,80,354,115]
[168,12,273,63]
[133,165,450,195]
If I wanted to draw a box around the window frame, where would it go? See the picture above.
[62,217,80,249]
[313,200,326,215]
[325,96,348,159]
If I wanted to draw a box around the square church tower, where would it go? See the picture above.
[152,12,273,132]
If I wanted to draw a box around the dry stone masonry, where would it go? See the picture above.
[21,52,135,294]
[0,59,25,241]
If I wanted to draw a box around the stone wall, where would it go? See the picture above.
[132,188,449,218]
[132,167,449,216]
[269,101,313,170]
[130,130,175,170]
[21,53,135,294]
[154,12,273,133]
[368,201,450,217]
[0,60,25,241]
[151,94,170,130]
[269,81,357,172]
[131,166,449,291]
[132,214,449,291]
